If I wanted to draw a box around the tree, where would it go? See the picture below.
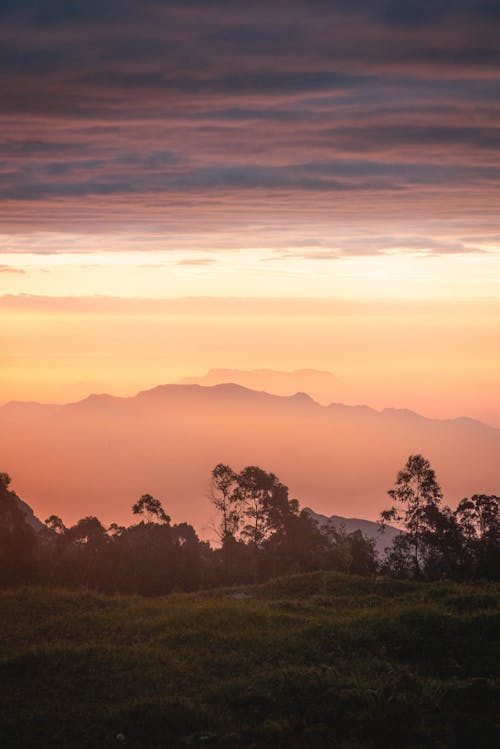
[68,516,108,549]
[238,466,300,581]
[132,494,170,524]
[45,515,66,534]
[346,529,377,576]
[210,463,242,544]
[455,494,500,579]
[455,494,499,542]
[381,454,443,578]
[239,466,293,550]
[265,509,329,575]
[417,503,466,580]
[107,522,125,537]
[209,463,244,581]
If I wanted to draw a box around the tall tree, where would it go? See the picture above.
[237,465,301,581]
[381,454,443,577]
[210,463,243,580]
[210,463,242,544]
[239,466,284,550]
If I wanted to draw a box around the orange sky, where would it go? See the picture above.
[1,294,499,426]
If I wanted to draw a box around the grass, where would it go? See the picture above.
[1,572,499,748]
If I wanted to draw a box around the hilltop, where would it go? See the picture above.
[1,573,498,748]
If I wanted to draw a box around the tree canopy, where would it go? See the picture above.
[1,456,498,593]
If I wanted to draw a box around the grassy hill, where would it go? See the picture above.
[1,573,499,748]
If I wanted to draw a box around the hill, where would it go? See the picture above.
[13,495,44,532]
[304,508,400,556]
[0,573,498,748]
[0,383,498,530]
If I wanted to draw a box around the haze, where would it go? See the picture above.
[2,296,499,426]
[1,384,499,533]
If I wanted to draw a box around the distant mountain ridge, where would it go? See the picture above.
[177,369,500,428]
[179,368,343,404]
[0,382,498,533]
[304,508,401,557]
[0,381,493,430]
[15,496,45,533]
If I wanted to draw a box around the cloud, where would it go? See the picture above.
[263,251,340,262]
[320,124,500,152]
[0,0,499,247]
[81,69,376,97]
[177,258,216,266]
[0,0,122,25]
[263,236,487,260]
[0,265,25,273]
[335,236,487,256]
[2,294,498,320]
[2,158,499,202]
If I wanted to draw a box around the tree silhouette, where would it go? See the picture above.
[2,460,498,592]
[455,494,500,579]
[132,494,170,524]
[210,463,242,544]
[237,466,301,581]
[381,454,443,577]
[68,516,108,549]
[239,466,282,550]
[210,463,244,580]
[45,515,66,534]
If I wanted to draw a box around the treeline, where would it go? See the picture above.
[0,455,498,594]
[380,454,499,581]
[0,467,375,594]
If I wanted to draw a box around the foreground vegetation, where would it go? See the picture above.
[1,572,499,748]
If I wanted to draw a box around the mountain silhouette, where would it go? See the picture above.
[304,508,401,557]
[14,495,45,533]
[1,383,498,533]
[179,368,342,404]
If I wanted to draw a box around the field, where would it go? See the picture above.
[1,573,499,748]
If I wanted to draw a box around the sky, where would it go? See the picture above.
[1,0,499,422]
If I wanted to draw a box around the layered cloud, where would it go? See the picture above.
[0,265,25,274]
[0,0,499,255]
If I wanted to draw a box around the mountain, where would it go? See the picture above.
[179,368,343,404]
[0,383,498,534]
[304,508,401,557]
[14,496,45,533]
[0,474,45,533]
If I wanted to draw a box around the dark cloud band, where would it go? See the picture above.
[0,0,499,240]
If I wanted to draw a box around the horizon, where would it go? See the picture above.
[2,375,499,430]
[3,294,499,426]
